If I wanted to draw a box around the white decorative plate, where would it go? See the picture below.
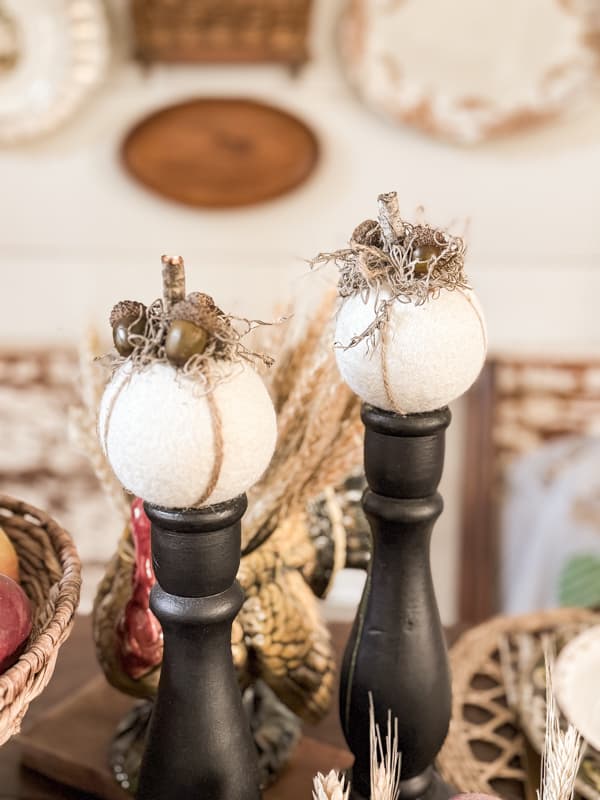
[340,0,597,144]
[0,0,110,144]
[555,624,600,751]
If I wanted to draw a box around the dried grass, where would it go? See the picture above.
[108,296,277,388]
[243,291,362,553]
[538,646,584,800]
[313,771,349,800]
[68,329,130,521]
[369,694,401,800]
[311,694,401,800]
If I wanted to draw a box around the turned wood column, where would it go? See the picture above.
[340,405,453,800]
[137,495,260,800]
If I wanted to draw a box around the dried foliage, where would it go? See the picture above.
[539,647,584,800]
[68,329,130,522]
[243,290,362,553]
[311,192,469,351]
[313,771,349,800]
[108,296,276,381]
[312,694,401,800]
[369,693,402,800]
[105,257,277,392]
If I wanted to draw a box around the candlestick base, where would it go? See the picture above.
[136,496,260,800]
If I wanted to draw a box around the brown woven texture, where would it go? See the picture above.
[0,495,81,746]
[492,359,600,473]
[438,607,600,797]
[131,0,313,64]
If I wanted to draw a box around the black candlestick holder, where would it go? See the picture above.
[136,496,261,800]
[340,404,454,800]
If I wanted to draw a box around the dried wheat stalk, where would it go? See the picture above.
[68,329,130,521]
[243,291,362,551]
[313,771,350,800]
[311,695,401,800]
[538,646,584,800]
[369,694,401,800]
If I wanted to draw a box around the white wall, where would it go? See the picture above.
[1,0,599,621]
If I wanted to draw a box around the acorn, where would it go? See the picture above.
[350,219,383,249]
[164,295,219,367]
[109,301,147,357]
[165,321,209,366]
[412,243,443,275]
[185,292,218,313]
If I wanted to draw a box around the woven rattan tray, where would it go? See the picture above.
[438,607,600,799]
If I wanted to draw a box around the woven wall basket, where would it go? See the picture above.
[438,607,600,798]
[0,496,81,746]
[130,0,313,65]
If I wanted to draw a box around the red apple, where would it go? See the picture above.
[0,573,32,673]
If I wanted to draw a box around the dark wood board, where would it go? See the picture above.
[121,98,319,208]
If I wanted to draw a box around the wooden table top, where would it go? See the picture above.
[0,617,352,800]
[1,616,97,799]
[1,616,464,800]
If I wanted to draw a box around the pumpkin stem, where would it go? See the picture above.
[161,255,186,310]
[377,192,404,249]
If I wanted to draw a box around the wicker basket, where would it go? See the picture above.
[130,0,313,65]
[0,496,81,746]
[438,607,600,799]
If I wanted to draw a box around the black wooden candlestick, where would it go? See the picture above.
[340,405,453,800]
[137,496,261,800]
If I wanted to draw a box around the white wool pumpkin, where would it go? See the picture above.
[99,360,277,509]
[335,288,487,414]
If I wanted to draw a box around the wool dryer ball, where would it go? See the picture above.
[326,191,487,414]
[99,360,277,509]
[99,257,279,509]
[335,287,487,414]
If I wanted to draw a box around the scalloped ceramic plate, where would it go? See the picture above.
[340,0,597,144]
[555,625,600,752]
[0,0,110,144]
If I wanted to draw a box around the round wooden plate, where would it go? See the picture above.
[121,98,319,208]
